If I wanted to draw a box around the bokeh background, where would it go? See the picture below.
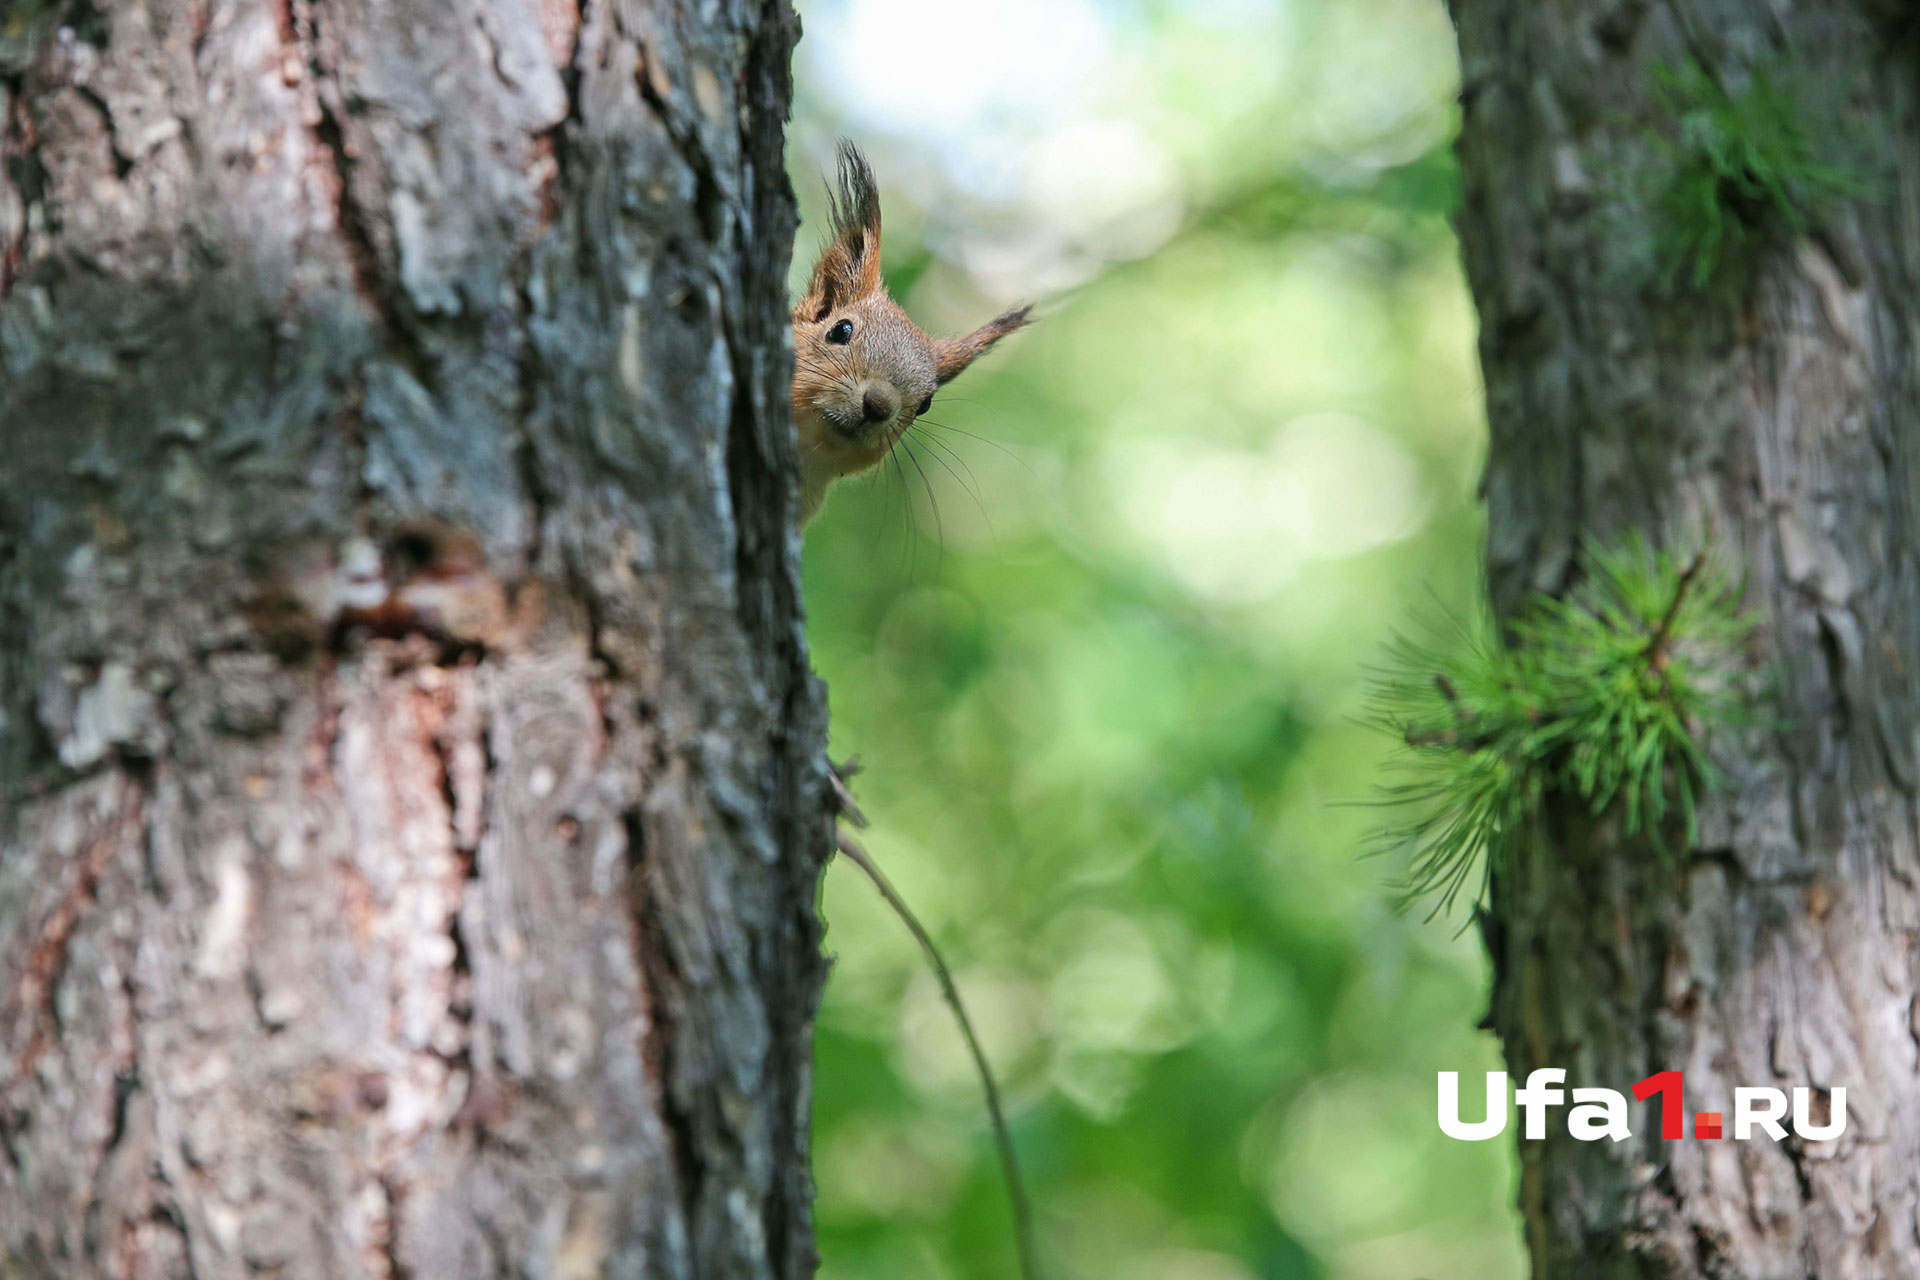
[788,2,1522,1277]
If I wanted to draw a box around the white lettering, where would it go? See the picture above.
[1734,1088,1788,1140]
[1793,1087,1846,1141]
[1515,1068,1567,1139]
[1437,1071,1508,1140]
[1568,1088,1632,1142]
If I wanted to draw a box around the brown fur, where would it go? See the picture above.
[791,141,1032,526]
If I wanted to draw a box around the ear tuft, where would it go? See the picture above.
[797,140,886,321]
[934,304,1034,383]
[829,139,883,266]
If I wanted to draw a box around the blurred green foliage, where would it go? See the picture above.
[790,1,1521,1277]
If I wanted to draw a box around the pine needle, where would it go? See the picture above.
[1366,537,1757,919]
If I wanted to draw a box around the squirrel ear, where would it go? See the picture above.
[799,141,884,321]
[934,304,1033,383]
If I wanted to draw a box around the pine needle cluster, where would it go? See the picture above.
[1368,541,1757,919]
[1649,60,1869,293]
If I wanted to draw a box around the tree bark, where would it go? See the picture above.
[1450,2,1920,1276]
[0,1,828,1277]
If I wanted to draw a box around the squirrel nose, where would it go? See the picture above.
[861,386,897,424]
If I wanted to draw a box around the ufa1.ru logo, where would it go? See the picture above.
[1438,1070,1846,1142]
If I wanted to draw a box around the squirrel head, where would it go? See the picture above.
[791,141,1031,526]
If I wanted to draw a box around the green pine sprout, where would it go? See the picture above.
[1649,60,1870,293]
[1368,540,1757,920]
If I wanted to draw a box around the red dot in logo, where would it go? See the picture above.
[1695,1112,1723,1139]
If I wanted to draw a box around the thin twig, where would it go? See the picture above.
[1405,673,1502,752]
[1644,550,1707,669]
[833,827,1042,1280]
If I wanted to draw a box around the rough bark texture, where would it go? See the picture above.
[0,1,829,1277]
[1450,2,1920,1277]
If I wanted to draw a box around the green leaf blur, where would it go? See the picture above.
[792,2,1521,1277]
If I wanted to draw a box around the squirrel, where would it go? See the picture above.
[790,141,1032,526]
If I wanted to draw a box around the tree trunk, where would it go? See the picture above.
[1450,2,1920,1276]
[0,1,828,1277]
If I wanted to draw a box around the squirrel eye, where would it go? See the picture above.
[917,396,933,416]
[826,319,854,344]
